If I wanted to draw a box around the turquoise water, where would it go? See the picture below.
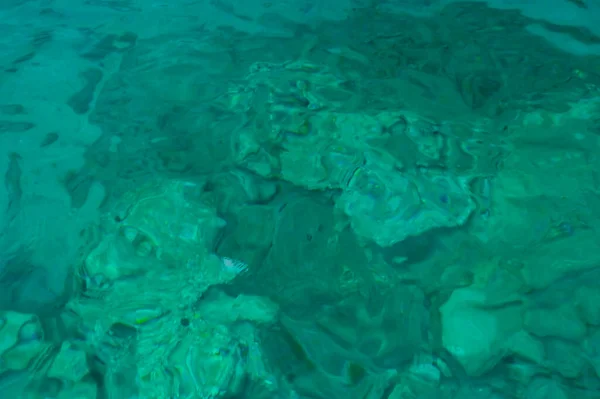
[1,0,600,398]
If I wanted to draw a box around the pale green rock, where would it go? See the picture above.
[440,287,522,376]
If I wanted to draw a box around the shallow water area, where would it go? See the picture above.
[1,0,600,398]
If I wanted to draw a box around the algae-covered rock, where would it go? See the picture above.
[524,305,587,341]
[507,331,545,364]
[46,342,89,383]
[340,163,474,247]
[583,329,600,380]
[543,338,586,379]
[0,311,51,374]
[525,377,569,399]
[195,290,279,325]
[576,285,600,326]
[108,179,226,265]
[65,178,273,398]
[519,229,600,289]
